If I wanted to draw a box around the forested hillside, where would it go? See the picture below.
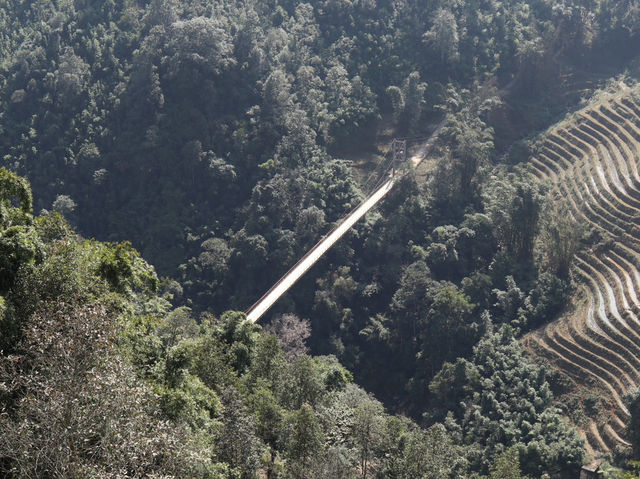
[0,168,472,477]
[0,169,585,478]
[2,0,640,477]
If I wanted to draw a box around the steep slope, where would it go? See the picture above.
[524,85,640,454]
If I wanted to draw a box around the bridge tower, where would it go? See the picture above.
[391,139,406,176]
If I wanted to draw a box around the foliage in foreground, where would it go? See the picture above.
[0,167,468,478]
[0,168,588,477]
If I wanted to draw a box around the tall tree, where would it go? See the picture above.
[423,8,459,64]
[287,404,324,478]
[484,170,545,262]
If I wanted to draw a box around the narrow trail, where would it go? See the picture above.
[523,86,640,454]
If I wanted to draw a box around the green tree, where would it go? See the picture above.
[353,400,384,479]
[279,355,325,410]
[398,424,466,479]
[484,170,545,262]
[287,404,324,478]
[423,9,459,64]
[251,387,286,479]
[386,85,404,123]
[448,111,494,201]
[219,310,259,374]
[217,387,264,478]
[390,260,436,346]
[386,72,427,132]
[489,447,527,479]
[432,90,495,215]
[419,284,478,376]
[0,168,38,296]
[536,202,582,279]
[0,167,32,222]
[429,357,481,422]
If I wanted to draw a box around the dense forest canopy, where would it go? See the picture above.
[2,0,640,477]
[2,0,638,282]
[0,167,585,477]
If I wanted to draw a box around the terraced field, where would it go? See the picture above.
[524,87,640,454]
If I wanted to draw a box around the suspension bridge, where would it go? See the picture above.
[245,130,441,323]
